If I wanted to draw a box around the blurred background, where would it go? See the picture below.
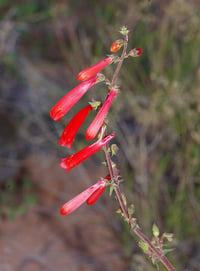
[0,1,200,270]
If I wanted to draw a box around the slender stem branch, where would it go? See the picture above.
[114,184,176,271]
[104,145,114,178]
[103,32,176,271]
[104,144,175,270]
[111,34,128,86]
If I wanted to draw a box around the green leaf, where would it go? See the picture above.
[109,186,114,196]
[152,223,160,237]
[111,144,119,156]
[139,241,149,252]
[128,204,135,215]
[163,248,175,255]
[121,193,127,206]
[162,233,174,242]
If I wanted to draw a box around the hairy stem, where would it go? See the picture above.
[111,33,128,86]
[104,144,175,270]
[103,32,175,271]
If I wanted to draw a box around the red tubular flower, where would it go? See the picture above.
[110,39,124,52]
[77,56,113,82]
[86,186,106,205]
[86,89,118,140]
[86,174,110,205]
[60,133,115,172]
[50,74,104,121]
[60,180,106,215]
[57,104,93,148]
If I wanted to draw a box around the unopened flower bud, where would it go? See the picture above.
[129,48,142,57]
[152,223,160,237]
[119,26,129,35]
[110,39,124,52]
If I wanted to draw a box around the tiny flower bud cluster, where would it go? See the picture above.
[50,28,142,215]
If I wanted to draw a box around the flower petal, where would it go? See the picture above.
[77,57,113,82]
[58,105,92,148]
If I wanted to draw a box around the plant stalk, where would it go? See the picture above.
[103,31,176,271]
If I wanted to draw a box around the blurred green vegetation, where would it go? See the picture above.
[1,0,200,270]
[0,175,37,220]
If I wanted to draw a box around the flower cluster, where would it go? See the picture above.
[50,30,142,215]
[50,53,117,214]
[49,28,175,271]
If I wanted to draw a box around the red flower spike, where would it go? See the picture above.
[50,75,104,121]
[86,174,111,205]
[58,104,93,148]
[60,180,106,215]
[60,133,115,172]
[110,39,124,52]
[130,48,142,57]
[86,89,118,140]
[77,57,113,82]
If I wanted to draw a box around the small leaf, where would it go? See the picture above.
[163,248,175,255]
[128,204,135,215]
[152,223,160,237]
[102,161,107,166]
[162,233,174,242]
[121,193,127,206]
[89,100,101,110]
[139,241,149,252]
[109,186,114,196]
[116,208,122,214]
[151,257,156,265]
[111,144,119,156]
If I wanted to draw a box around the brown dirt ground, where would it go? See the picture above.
[0,153,128,271]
